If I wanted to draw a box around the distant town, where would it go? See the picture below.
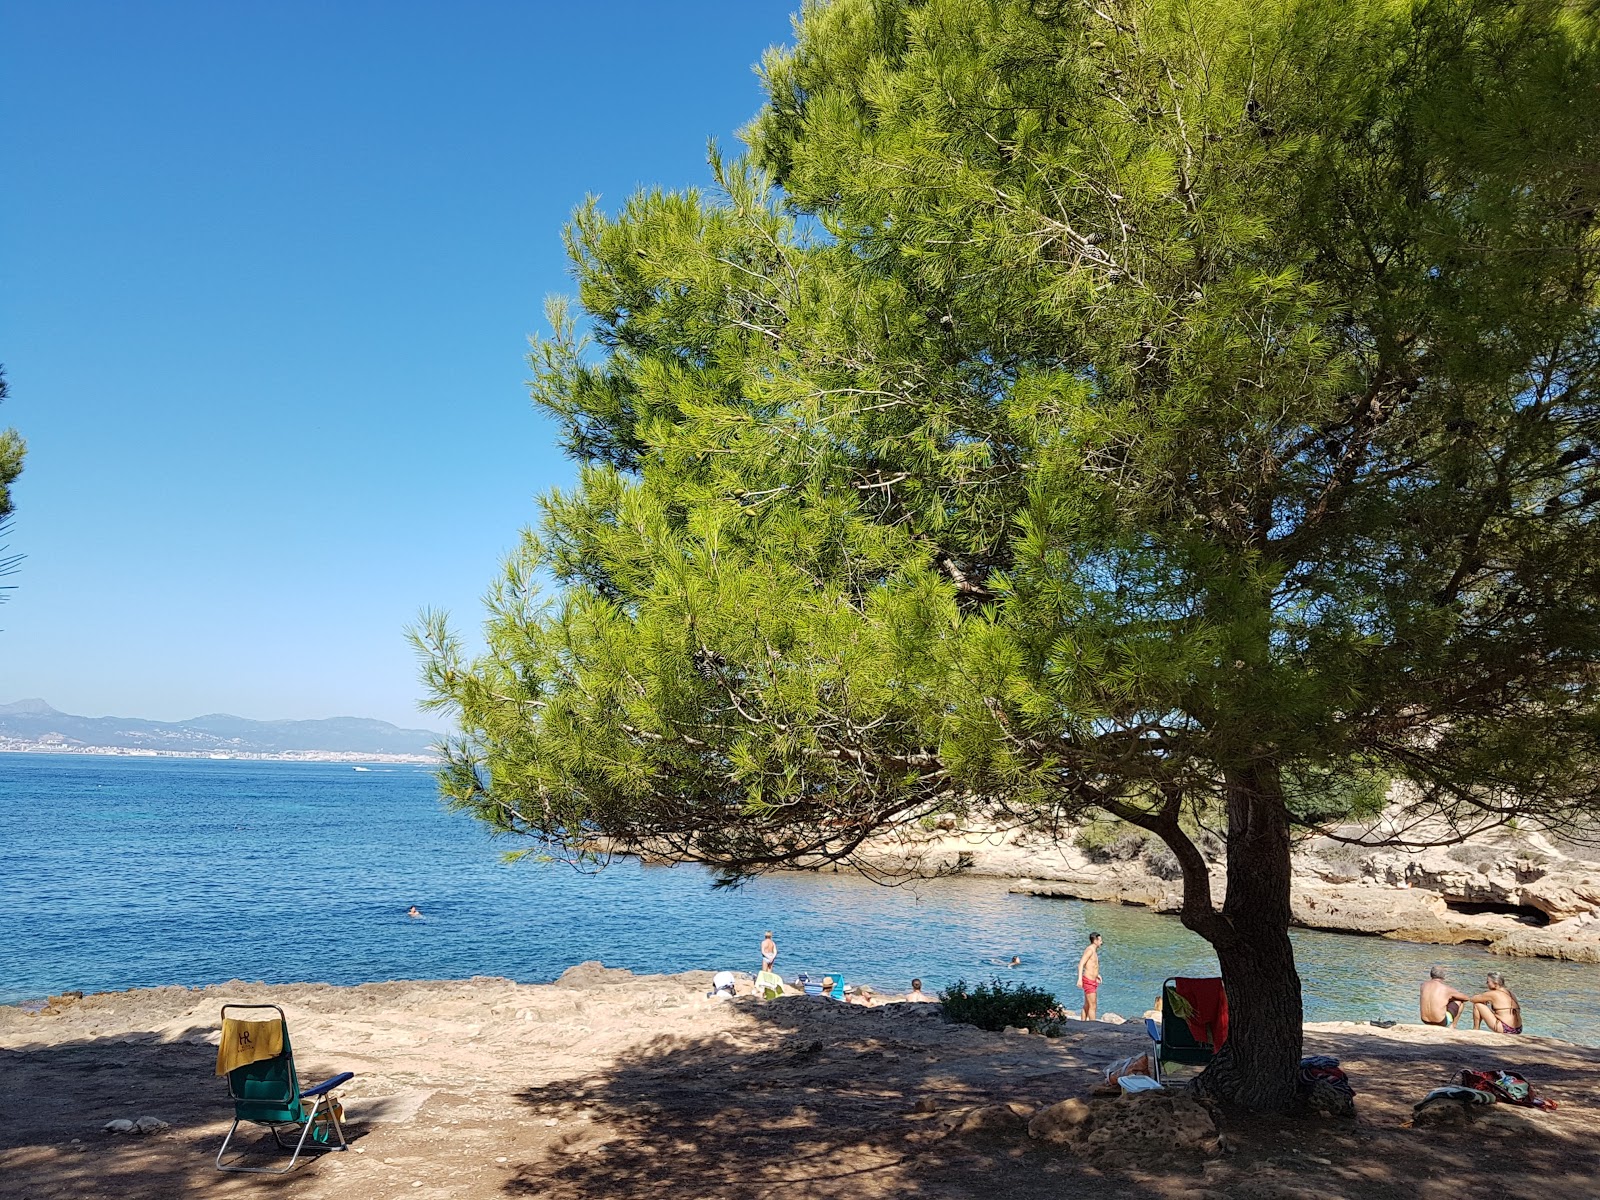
[0,699,441,763]
[0,738,436,764]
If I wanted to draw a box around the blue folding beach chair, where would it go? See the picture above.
[214,1003,355,1173]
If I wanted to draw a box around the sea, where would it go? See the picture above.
[4,752,1599,1042]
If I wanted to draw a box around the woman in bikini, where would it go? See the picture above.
[1467,972,1523,1035]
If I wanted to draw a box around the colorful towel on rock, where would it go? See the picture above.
[1416,1085,1498,1113]
[1299,1055,1356,1116]
[1460,1069,1559,1111]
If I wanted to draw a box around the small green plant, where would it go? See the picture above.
[939,978,1066,1036]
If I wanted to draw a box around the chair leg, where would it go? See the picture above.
[215,1118,243,1170]
[218,1120,299,1174]
[322,1098,349,1150]
[281,1098,323,1171]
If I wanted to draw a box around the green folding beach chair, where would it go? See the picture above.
[214,1003,354,1173]
[1148,978,1221,1083]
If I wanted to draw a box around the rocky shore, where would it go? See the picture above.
[825,822,1600,964]
[4,967,1597,1199]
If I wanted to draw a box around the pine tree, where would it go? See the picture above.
[416,0,1600,1110]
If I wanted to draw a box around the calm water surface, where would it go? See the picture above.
[4,753,1598,1042]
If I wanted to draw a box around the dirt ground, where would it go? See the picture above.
[3,965,1598,1200]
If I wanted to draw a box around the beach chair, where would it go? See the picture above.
[1148,977,1224,1083]
[214,1003,355,1173]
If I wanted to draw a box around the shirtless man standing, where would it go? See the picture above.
[1077,932,1103,1021]
[1467,972,1523,1034]
[1419,966,1470,1027]
[760,930,778,973]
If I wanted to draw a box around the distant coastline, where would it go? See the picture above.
[0,698,440,760]
[0,740,435,765]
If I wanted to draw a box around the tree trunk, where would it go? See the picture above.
[1188,762,1304,1111]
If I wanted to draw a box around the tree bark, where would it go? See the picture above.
[1106,764,1306,1110]
[1201,762,1304,1111]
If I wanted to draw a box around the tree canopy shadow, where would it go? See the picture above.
[0,1023,365,1199]
[500,1000,1600,1200]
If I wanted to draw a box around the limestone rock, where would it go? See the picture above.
[1009,870,1188,912]
[1413,1097,1545,1135]
[133,1116,170,1134]
[102,1119,135,1134]
[1489,926,1600,964]
[943,1102,1035,1134]
[556,962,636,990]
[1027,1091,1218,1154]
[1518,872,1600,922]
[1028,1098,1093,1144]
[1290,883,1453,938]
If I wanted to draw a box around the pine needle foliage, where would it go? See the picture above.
[415,0,1600,1108]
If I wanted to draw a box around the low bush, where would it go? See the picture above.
[1073,816,1149,863]
[939,978,1066,1036]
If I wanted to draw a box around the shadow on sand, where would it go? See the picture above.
[4,999,1600,1200]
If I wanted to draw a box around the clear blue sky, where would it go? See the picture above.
[1,1,796,729]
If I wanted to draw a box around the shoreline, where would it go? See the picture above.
[0,743,437,765]
[4,968,1598,1199]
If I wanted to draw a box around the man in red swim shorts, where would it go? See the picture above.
[1077,932,1104,1020]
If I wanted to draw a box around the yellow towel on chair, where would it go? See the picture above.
[215,1017,285,1076]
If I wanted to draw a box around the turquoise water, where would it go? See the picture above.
[4,752,1598,1041]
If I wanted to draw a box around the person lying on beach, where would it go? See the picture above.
[1419,966,1470,1027]
[846,985,876,1006]
[1466,973,1523,1034]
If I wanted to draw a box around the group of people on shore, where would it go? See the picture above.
[739,930,939,1005]
[712,929,1092,1009]
[720,929,1527,1035]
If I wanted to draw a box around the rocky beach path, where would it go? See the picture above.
[4,966,1600,1199]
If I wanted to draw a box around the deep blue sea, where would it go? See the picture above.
[4,753,1599,1042]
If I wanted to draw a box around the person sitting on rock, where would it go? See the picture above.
[1466,972,1523,1035]
[905,978,938,1003]
[1419,966,1471,1027]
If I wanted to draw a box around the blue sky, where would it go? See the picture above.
[1,1,796,729]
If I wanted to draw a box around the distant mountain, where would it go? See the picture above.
[0,699,439,756]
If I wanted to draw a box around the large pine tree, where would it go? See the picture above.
[417,0,1600,1109]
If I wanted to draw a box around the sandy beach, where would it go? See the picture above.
[3,964,1598,1200]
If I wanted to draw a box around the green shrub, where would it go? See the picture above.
[939,978,1066,1036]
[1073,816,1149,862]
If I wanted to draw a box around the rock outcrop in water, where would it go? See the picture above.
[801,817,1600,963]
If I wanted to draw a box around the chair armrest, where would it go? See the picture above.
[301,1072,355,1098]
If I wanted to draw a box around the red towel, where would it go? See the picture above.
[1174,977,1229,1049]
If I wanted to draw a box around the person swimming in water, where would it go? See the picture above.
[407,905,422,918]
